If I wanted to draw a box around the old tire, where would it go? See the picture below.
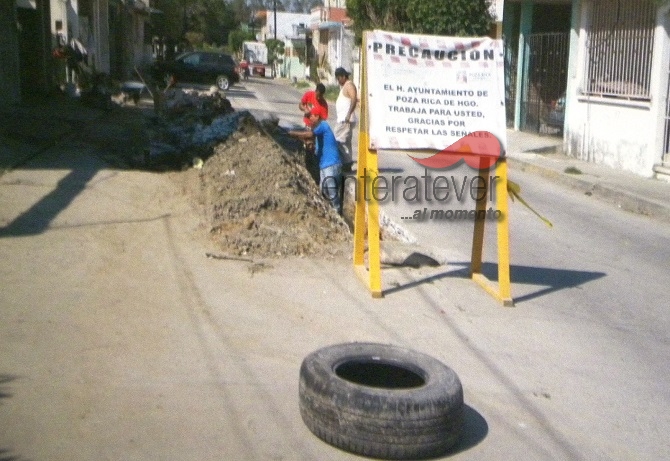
[299,343,463,460]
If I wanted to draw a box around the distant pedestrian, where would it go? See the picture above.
[240,59,250,80]
[288,107,342,214]
[334,67,357,172]
[299,83,328,127]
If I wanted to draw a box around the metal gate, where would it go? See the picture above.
[520,32,570,135]
[504,32,518,128]
[662,56,670,166]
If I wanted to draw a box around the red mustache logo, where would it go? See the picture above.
[409,131,502,169]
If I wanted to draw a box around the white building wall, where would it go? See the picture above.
[327,28,338,80]
[323,0,346,7]
[50,0,69,45]
[262,11,311,78]
[564,102,658,176]
[264,12,311,41]
[564,1,669,177]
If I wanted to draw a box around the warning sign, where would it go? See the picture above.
[366,30,507,152]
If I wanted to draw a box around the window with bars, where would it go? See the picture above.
[582,0,656,100]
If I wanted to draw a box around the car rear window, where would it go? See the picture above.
[217,54,236,66]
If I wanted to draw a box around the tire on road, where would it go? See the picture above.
[299,342,464,460]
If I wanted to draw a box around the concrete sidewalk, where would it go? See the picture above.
[0,95,111,174]
[505,130,670,224]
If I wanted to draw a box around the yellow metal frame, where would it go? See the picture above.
[353,32,382,297]
[470,158,514,306]
[353,32,513,306]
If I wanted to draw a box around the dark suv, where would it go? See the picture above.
[152,51,240,90]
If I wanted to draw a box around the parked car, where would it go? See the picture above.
[152,51,240,90]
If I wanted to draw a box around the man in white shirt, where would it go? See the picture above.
[334,67,357,172]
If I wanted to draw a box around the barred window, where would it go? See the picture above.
[582,0,656,100]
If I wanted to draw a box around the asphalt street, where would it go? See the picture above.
[0,80,668,460]
[227,77,670,459]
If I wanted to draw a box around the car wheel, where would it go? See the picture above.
[216,75,230,91]
[299,342,464,460]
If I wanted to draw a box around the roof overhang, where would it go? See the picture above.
[318,21,343,30]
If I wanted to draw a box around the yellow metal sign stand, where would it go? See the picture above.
[353,32,514,306]
[470,158,514,307]
[352,35,382,297]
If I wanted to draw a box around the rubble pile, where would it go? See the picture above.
[155,87,351,258]
[145,86,238,170]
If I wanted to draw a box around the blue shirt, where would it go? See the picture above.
[312,120,341,169]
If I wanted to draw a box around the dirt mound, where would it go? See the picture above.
[142,87,351,258]
[182,112,351,258]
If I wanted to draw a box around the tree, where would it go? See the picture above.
[151,0,237,49]
[265,38,285,77]
[406,0,492,36]
[150,0,186,43]
[229,29,256,55]
[229,0,252,25]
[346,0,493,43]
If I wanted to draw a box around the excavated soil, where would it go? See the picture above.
[176,113,352,258]
[84,88,352,259]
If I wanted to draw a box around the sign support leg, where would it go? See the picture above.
[471,159,490,274]
[471,158,514,306]
[352,33,382,298]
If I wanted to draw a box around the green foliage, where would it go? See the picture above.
[202,42,226,52]
[229,29,256,54]
[229,0,252,25]
[151,0,236,46]
[184,32,205,49]
[294,80,311,89]
[265,38,285,62]
[150,0,185,41]
[406,0,492,36]
[346,0,407,35]
[323,85,340,102]
[346,0,494,43]
[264,38,285,77]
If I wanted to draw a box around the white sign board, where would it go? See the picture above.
[366,30,507,153]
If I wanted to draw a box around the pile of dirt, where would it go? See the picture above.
[136,87,351,258]
[179,111,351,258]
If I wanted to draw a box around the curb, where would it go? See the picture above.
[507,157,670,224]
[355,154,670,247]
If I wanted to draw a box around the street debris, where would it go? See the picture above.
[149,87,351,258]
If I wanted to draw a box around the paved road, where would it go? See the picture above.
[228,77,670,460]
[0,81,668,460]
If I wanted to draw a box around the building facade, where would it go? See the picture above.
[0,0,151,107]
[505,0,670,180]
[309,2,354,85]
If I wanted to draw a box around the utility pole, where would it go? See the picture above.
[273,0,277,78]
[273,0,277,41]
